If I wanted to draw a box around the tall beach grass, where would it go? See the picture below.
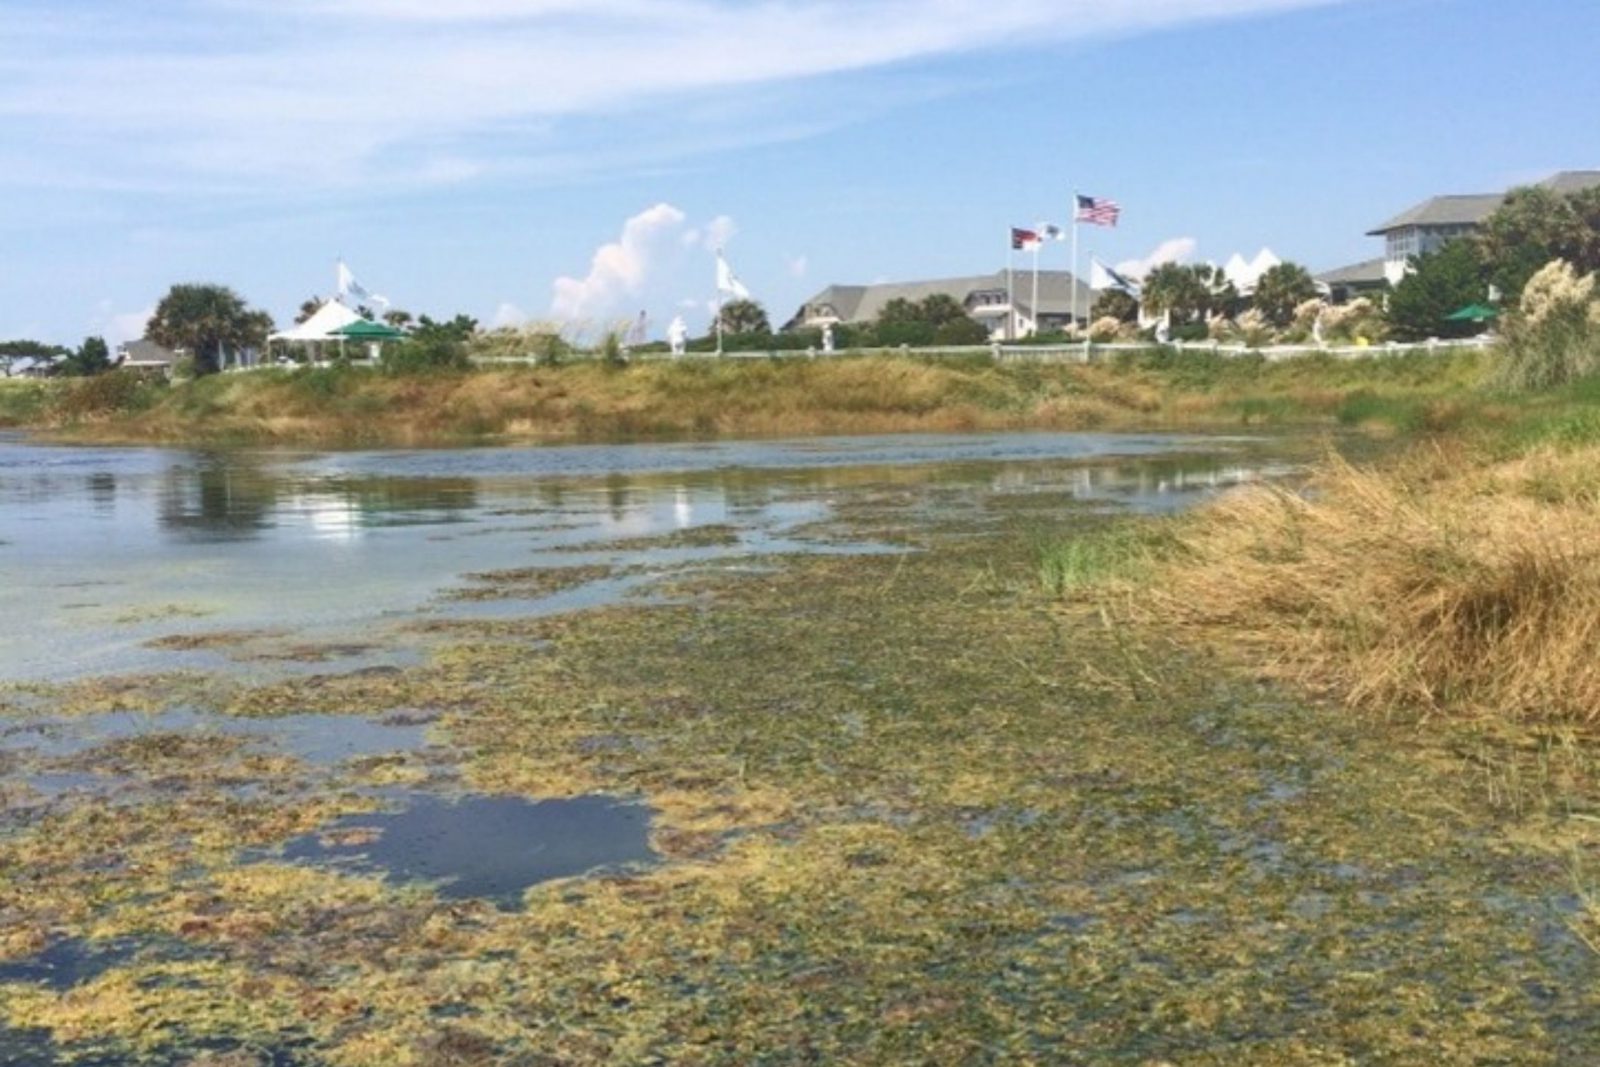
[1139,447,1600,725]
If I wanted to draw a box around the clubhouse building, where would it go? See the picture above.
[1318,170,1600,299]
[788,270,1092,340]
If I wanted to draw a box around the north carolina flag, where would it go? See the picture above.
[1011,227,1042,251]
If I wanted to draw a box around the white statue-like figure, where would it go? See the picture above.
[667,315,688,357]
[822,323,835,355]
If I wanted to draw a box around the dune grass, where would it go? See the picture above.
[1144,447,1600,725]
[0,379,50,427]
[16,349,1492,446]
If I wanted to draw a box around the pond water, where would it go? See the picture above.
[8,430,1598,1064]
[0,432,1291,684]
[0,429,1299,1051]
[279,793,656,907]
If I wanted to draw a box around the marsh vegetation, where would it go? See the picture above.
[5,348,1488,447]
[2,423,1599,1064]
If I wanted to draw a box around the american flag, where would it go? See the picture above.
[1010,227,1041,251]
[1075,195,1121,228]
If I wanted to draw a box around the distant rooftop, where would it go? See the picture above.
[118,339,180,366]
[1368,171,1600,235]
[1315,258,1387,286]
[795,270,1090,326]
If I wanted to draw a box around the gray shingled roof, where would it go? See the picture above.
[1542,170,1600,195]
[119,339,180,366]
[1368,171,1600,236]
[1315,258,1388,286]
[1366,194,1505,236]
[794,270,1089,326]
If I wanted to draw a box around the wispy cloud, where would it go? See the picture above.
[1117,237,1199,279]
[0,0,1349,193]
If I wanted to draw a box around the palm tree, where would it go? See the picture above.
[1141,262,1209,323]
[294,297,323,325]
[718,299,771,335]
[1252,263,1320,328]
[383,309,415,330]
[147,284,273,376]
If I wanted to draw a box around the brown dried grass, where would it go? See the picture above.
[1151,445,1600,724]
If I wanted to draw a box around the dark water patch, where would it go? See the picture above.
[279,793,655,907]
[0,938,140,991]
[0,1028,69,1067]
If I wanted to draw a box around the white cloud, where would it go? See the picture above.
[492,302,530,329]
[787,255,810,279]
[551,203,690,322]
[0,0,1352,190]
[1116,237,1198,280]
[89,302,155,348]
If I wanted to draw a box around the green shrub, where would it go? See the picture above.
[51,370,162,419]
[0,381,50,425]
[381,338,469,375]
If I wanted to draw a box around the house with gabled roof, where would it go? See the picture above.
[788,270,1091,340]
[116,338,183,374]
[1360,171,1600,287]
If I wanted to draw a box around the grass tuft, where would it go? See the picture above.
[1144,448,1600,724]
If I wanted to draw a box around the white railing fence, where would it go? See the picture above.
[471,334,1493,368]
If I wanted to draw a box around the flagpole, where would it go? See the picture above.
[1071,199,1081,333]
[1031,239,1041,340]
[1006,231,1015,343]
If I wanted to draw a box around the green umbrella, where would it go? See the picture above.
[331,319,407,340]
[1446,304,1500,323]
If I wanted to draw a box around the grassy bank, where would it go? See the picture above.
[6,348,1492,446]
[0,378,50,427]
[1037,368,1600,747]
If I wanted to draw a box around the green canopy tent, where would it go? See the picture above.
[331,319,407,360]
[1446,304,1500,323]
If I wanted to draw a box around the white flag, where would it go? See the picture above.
[716,252,751,300]
[1090,259,1140,294]
[337,261,390,310]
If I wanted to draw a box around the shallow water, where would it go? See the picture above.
[5,430,1598,1064]
[278,793,656,906]
[0,432,1288,684]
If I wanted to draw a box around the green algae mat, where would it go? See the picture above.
[3,483,1598,1065]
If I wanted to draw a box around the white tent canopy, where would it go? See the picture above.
[270,300,363,343]
[1223,248,1283,295]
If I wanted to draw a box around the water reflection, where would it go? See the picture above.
[153,460,481,543]
[0,432,1299,682]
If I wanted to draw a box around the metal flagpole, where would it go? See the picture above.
[1031,238,1041,340]
[1070,199,1081,332]
[715,298,724,357]
[1006,231,1015,342]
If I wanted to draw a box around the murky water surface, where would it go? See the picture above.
[4,431,1597,1063]
[280,793,656,906]
[0,432,1284,684]
[0,431,1305,1063]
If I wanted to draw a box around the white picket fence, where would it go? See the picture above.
[471,334,1493,368]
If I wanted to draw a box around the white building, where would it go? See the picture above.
[789,270,1092,341]
[1366,170,1600,286]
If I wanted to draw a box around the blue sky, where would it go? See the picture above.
[2,0,1595,346]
